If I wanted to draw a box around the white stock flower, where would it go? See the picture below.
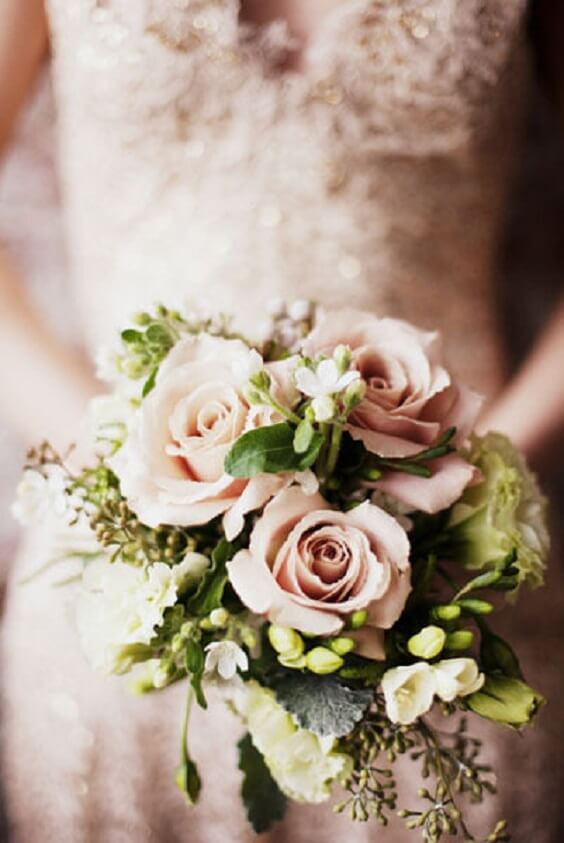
[295,358,360,399]
[76,552,209,675]
[311,395,336,422]
[12,467,69,526]
[204,641,249,680]
[433,658,484,702]
[381,663,436,725]
[244,682,352,803]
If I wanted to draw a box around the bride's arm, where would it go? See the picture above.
[0,0,98,448]
[480,2,564,457]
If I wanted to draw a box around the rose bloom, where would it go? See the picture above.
[111,334,296,539]
[227,487,411,659]
[303,310,483,513]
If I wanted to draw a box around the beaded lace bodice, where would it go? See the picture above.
[46,0,530,394]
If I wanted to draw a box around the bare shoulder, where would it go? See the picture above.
[0,0,48,153]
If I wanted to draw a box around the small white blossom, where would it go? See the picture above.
[295,358,360,399]
[433,658,484,702]
[204,641,249,681]
[12,466,69,526]
[231,348,264,384]
[288,299,312,322]
[267,297,287,318]
[311,395,336,422]
[256,317,276,343]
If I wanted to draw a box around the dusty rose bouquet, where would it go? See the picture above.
[15,301,549,840]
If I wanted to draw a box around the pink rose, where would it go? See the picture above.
[227,486,411,659]
[303,310,483,513]
[111,335,296,539]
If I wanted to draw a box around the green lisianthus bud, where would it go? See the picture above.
[467,676,544,728]
[432,604,462,621]
[278,653,307,670]
[347,609,368,630]
[268,625,304,658]
[456,598,494,616]
[306,647,344,675]
[407,626,446,660]
[328,637,356,656]
[445,630,474,650]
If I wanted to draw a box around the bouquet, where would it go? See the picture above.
[14,301,549,841]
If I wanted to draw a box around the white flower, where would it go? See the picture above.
[204,641,249,680]
[294,469,319,496]
[76,553,209,675]
[295,358,360,399]
[244,682,352,803]
[267,297,287,318]
[288,299,312,322]
[231,348,264,385]
[88,394,135,454]
[381,663,436,725]
[311,395,336,422]
[12,466,69,526]
[433,658,484,703]
[95,344,121,383]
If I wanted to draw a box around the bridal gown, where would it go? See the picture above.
[1,1,561,841]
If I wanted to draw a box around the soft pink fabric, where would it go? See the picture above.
[227,487,411,658]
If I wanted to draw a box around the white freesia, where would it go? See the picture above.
[381,663,436,725]
[433,658,485,702]
[204,641,249,680]
[76,552,209,674]
[295,358,360,399]
[12,466,69,526]
[244,682,352,803]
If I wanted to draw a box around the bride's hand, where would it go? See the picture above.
[478,298,564,459]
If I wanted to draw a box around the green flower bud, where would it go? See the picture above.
[347,609,368,630]
[343,379,367,412]
[249,369,271,392]
[133,311,152,326]
[445,630,474,650]
[467,676,544,727]
[268,625,304,658]
[209,608,229,628]
[362,467,383,482]
[278,653,307,670]
[407,625,446,660]
[243,387,263,406]
[432,604,462,621]
[306,647,344,675]
[328,637,356,656]
[456,598,494,615]
[333,344,352,373]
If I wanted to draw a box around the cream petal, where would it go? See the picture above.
[349,626,386,660]
[222,474,289,541]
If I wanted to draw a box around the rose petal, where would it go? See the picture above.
[375,454,477,514]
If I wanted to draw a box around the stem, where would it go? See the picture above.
[265,395,302,425]
[325,423,343,478]
[181,686,194,767]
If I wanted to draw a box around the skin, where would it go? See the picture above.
[0,0,562,456]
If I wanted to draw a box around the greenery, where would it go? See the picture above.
[274,673,374,738]
[237,734,288,833]
[224,422,323,477]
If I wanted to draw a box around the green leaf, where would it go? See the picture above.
[142,366,159,398]
[186,539,233,617]
[274,673,373,738]
[237,734,287,834]
[175,759,202,805]
[225,423,323,478]
[293,418,315,454]
[185,639,207,709]
[479,630,523,679]
[466,675,544,728]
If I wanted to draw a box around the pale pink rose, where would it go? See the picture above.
[110,335,297,539]
[227,487,411,659]
[303,310,483,513]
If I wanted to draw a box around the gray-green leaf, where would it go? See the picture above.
[274,673,373,738]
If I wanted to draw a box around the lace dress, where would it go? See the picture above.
[2,2,555,842]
